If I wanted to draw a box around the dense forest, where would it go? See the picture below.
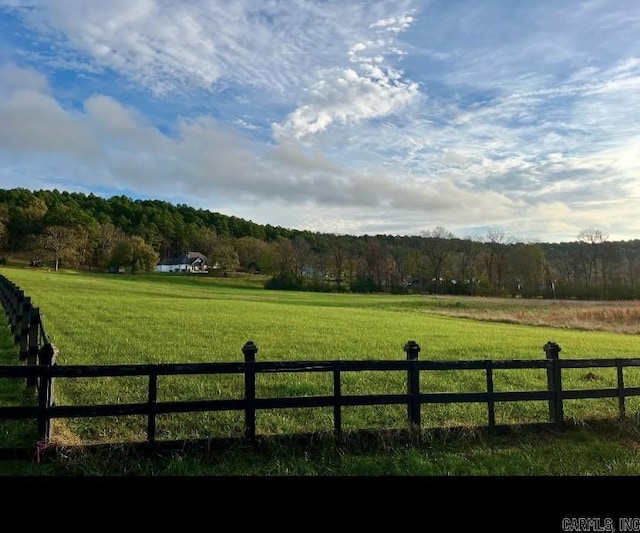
[1,187,639,300]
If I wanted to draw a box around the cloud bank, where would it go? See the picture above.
[1,0,639,242]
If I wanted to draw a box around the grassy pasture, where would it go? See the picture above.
[3,265,640,451]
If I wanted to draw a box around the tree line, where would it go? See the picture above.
[1,188,639,299]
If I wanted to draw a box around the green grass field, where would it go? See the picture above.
[2,265,640,475]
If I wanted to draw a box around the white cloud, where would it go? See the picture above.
[272,65,420,140]
[232,118,261,131]
[272,16,421,141]
[0,89,95,156]
[369,12,415,33]
[0,62,538,236]
[3,0,417,95]
[3,1,640,242]
[0,62,49,96]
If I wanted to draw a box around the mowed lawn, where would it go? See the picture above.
[3,266,640,446]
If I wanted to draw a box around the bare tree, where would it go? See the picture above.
[90,222,125,268]
[455,237,483,293]
[273,239,298,278]
[329,239,348,289]
[363,240,386,291]
[484,230,508,293]
[421,226,455,293]
[35,225,88,271]
[621,242,640,290]
[577,228,609,286]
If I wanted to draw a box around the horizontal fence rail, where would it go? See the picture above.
[2,274,640,459]
[3,345,640,448]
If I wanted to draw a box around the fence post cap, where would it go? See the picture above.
[242,340,258,360]
[404,340,421,359]
[543,341,561,358]
[39,342,59,365]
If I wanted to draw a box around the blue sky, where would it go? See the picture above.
[1,0,639,243]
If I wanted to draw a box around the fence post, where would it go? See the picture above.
[19,299,32,361]
[485,360,496,435]
[26,308,41,389]
[544,341,564,429]
[15,295,30,345]
[333,366,342,437]
[9,290,24,336]
[616,360,625,421]
[37,342,58,443]
[148,366,158,448]
[404,340,421,428]
[242,340,258,441]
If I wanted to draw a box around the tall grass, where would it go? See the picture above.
[428,295,640,334]
[0,322,39,448]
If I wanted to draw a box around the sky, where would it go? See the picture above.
[1,1,639,244]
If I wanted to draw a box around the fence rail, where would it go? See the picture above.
[0,274,58,445]
[2,274,640,457]
[3,343,640,447]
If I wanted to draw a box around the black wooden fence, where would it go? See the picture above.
[2,274,640,456]
[0,274,57,445]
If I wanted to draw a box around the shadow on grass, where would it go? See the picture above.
[24,417,640,476]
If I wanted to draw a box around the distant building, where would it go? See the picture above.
[156,252,208,273]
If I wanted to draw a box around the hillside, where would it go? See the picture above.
[0,187,639,299]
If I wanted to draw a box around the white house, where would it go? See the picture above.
[156,252,208,273]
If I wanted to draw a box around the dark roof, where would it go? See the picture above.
[157,251,208,266]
